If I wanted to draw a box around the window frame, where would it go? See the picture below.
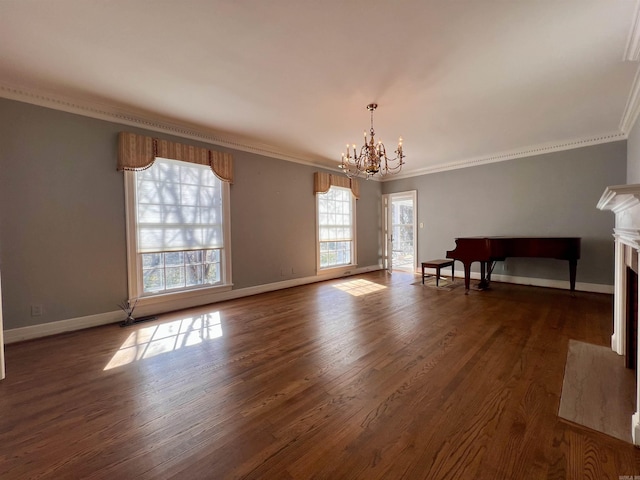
[316,185,357,273]
[124,158,232,308]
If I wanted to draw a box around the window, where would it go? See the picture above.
[141,249,221,293]
[125,157,231,299]
[317,186,356,269]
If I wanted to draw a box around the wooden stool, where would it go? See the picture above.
[422,259,455,286]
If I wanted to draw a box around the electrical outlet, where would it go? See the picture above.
[31,304,43,317]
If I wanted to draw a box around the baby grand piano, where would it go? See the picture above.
[445,237,581,293]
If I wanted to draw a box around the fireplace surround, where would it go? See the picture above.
[597,184,640,445]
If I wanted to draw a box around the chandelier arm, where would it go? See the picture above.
[340,103,405,179]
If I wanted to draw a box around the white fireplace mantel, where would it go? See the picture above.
[597,184,640,213]
[597,183,640,445]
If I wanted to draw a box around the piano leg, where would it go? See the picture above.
[569,259,577,292]
[478,261,490,290]
[463,262,471,294]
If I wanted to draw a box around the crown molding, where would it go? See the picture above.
[385,131,627,181]
[624,0,640,61]
[0,82,336,172]
[0,82,627,182]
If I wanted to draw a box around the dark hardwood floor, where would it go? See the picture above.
[0,271,638,479]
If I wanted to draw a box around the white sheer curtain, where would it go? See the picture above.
[135,158,223,253]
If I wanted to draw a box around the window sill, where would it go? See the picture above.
[317,264,358,277]
[132,283,233,315]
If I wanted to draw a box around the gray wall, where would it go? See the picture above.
[628,116,640,184]
[382,142,626,286]
[0,98,382,330]
[229,150,381,289]
[0,100,127,330]
[0,95,626,333]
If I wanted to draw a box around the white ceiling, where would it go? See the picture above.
[1,1,640,178]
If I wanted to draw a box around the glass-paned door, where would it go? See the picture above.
[383,191,417,272]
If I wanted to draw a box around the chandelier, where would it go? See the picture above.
[339,103,405,179]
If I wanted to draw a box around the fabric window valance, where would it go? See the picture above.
[117,132,234,183]
[313,172,360,199]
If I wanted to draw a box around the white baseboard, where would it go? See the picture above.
[611,332,624,355]
[633,412,640,446]
[4,310,124,344]
[490,271,613,294]
[419,267,613,294]
[4,264,383,344]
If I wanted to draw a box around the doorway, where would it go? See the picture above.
[383,191,417,272]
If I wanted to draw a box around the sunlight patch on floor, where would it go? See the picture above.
[333,279,386,296]
[104,312,223,370]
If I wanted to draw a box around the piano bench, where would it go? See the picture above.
[421,260,455,286]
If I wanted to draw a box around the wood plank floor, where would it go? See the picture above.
[0,271,639,479]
